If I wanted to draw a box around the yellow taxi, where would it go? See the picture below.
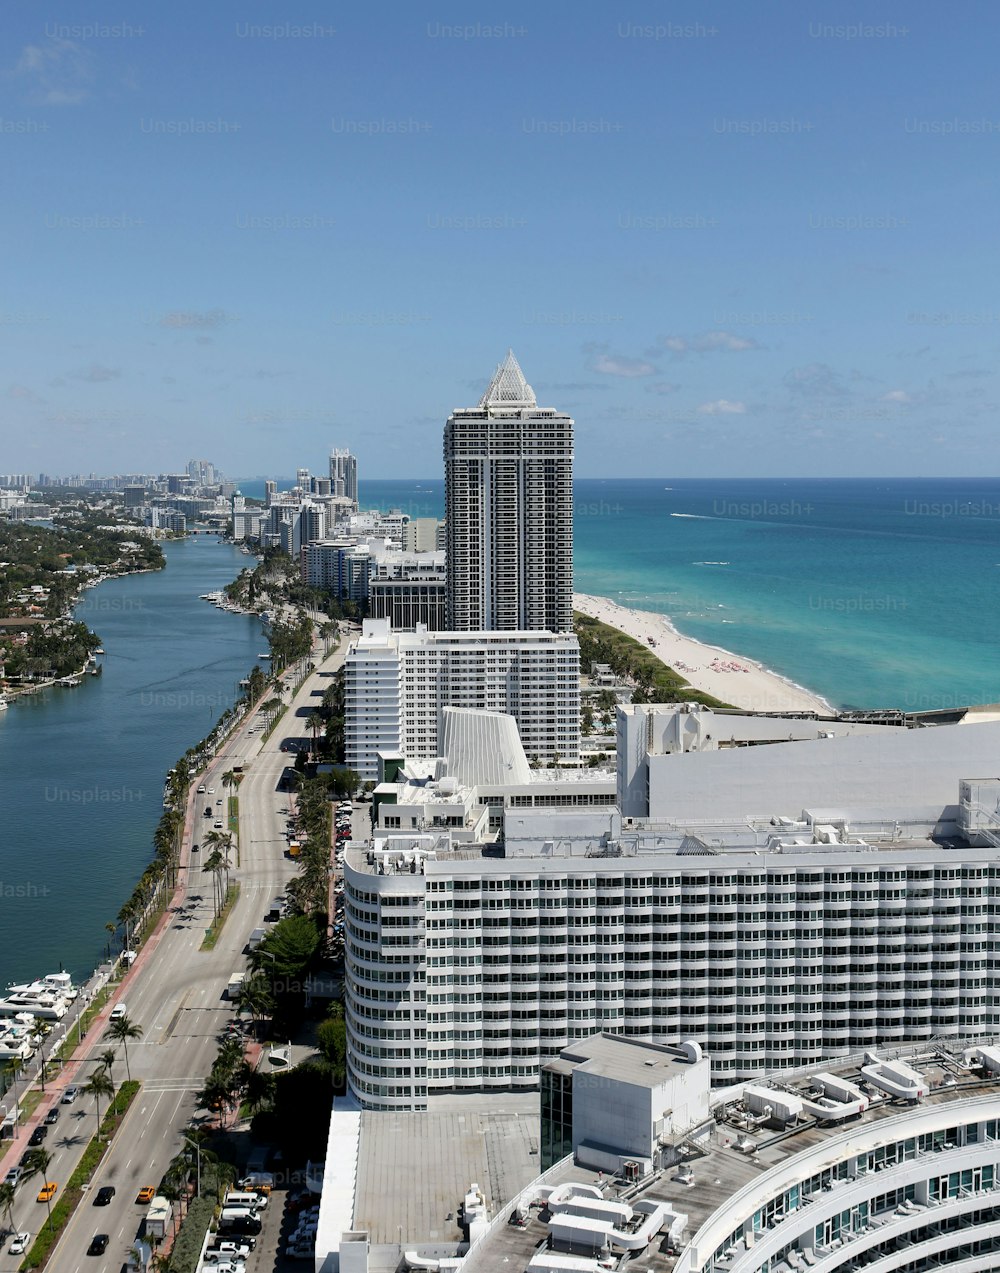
[136,1186,156,1204]
[36,1182,57,1203]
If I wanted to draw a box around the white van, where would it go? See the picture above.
[109,1003,127,1022]
[225,1190,268,1210]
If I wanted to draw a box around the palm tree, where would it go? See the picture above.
[202,848,226,918]
[82,1068,115,1140]
[21,1147,55,1229]
[235,975,274,1040]
[107,1015,143,1084]
[0,1181,17,1236]
[2,1056,26,1129]
[98,1047,118,1084]
[306,710,324,757]
[204,830,234,898]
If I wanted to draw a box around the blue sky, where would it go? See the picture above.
[2,0,999,479]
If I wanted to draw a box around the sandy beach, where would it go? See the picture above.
[575,592,834,715]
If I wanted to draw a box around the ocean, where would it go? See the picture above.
[243,475,1000,712]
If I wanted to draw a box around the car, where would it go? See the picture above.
[264,908,281,922]
[61,1085,79,1104]
[204,807,213,817]
[207,787,215,794]
[4,1167,21,1186]
[109,1003,127,1022]
[8,1233,30,1255]
[216,798,223,804]
[214,820,223,829]
[197,784,207,793]
[191,842,200,853]
[136,1185,156,1204]
[37,1182,58,1203]
[28,1126,47,1146]
[43,1107,60,1125]
[87,1234,109,1256]
[94,1186,115,1205]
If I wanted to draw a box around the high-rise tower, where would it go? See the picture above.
[329,448,358,508]
[444,351,573,633]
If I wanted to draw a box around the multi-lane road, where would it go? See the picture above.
[0,637,347,1273]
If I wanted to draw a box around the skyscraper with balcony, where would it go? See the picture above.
[444,351,573,634]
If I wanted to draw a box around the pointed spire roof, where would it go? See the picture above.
[479,349,536,408]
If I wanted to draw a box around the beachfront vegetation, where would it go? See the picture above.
[574,611,731,710]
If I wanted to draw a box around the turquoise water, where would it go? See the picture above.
[3,480,998,987]
[0,537,265,987]
[243,475,1000,711]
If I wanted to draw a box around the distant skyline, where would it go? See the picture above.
[3,1,999,477]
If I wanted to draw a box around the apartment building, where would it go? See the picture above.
[344,619,581,780]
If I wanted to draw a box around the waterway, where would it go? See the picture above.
[0,537,265,989]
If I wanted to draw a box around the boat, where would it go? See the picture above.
[0,990,69,1020]
[0,695,8,711]
[94,647,105,654]
[90,664,102,676]
[7,971,78,1001]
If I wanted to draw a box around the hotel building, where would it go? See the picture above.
[444,351,574,634]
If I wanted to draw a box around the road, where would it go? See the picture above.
[0,636,347,1273]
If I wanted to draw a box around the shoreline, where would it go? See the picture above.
[574,592,835,715]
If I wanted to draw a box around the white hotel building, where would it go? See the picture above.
[343,709,1000,1111]
[343,618,581,780]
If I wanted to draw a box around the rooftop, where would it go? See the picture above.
[546,1034,705,1089]
[463,1038,1000,1273]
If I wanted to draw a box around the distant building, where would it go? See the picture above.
[329,448,358,507]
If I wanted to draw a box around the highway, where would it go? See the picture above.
[0,635,347,1273]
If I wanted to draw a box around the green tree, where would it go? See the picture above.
[82,1068,115,1140]
[107,1015,143,1084]
[0,1181,17,1235]
[20,1148,55,1229]
[97,1047,118,1084]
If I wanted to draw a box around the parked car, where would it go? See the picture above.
[8,1233,30,1255]
[87,1234,109,1256]
[94,1186,115,1205]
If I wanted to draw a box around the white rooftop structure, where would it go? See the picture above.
[478,348,537,408]
[440,706,532,787]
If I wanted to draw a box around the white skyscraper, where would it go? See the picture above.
[329,448,358,508]
[444,351,573,634]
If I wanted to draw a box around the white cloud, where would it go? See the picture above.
[70,363,121,383]
[159,309,233,330]
[7,383,43,403]
[881,389,913,404]
[592,353,658,378]
[15,39,94,106]
[652,331,762,357]
[697,399,746,415]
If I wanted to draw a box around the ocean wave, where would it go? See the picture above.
[693,561,730,566]
[669,512,713,519]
